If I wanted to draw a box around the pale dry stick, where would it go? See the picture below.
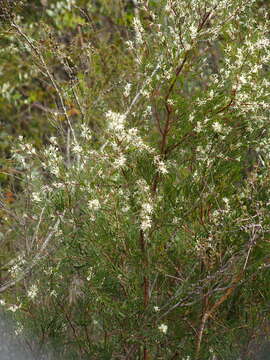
[124,60,162,118]
[131,0,139,17]
[243,223,261,271]
[149,273,158,299]
[29,205,46,252]
[152,248,265,329]
[194,272,242,359]
[66,127,71,168]
[71,85,85,120]
[31,102,65,115]
[139,230,149,360]
[10,22,78,146]
[0,216,62,293]
[155,255,241,322]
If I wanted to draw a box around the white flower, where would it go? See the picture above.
[126,40,134,51]
[140,201,154,231]
[27,284,38,300]
[88,199,100,211]
[154,155,169,175]
[239,74,247,84]
[114,154,126,168]
[209,89,214,99]
[124,83,131,97]
[190,24,197,39]
[8,304,21,313]
[15,323,23,335]
[157,160,168,174]
[133,17,144,45]
[106,111,126,132]
[164,3,171,12]
[72,144,83,154]
[50,165,60,176]
[141,202,153,214]
[80,124,92,140]
[127,127,138,137]
[9,263,21,278]
[0,299,6,306]
[189,114,195,122]
[154,306,160,312]
[140,217,152,231]
[195,121,203,133]
[158,323,168,334]
[49,136,58,145]
[87,267,94,281]
[212,122,223,133]
[32,192,42,202]
[50,290,57,297]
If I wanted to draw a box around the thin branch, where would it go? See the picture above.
[125,60,162,118]
[0,216,62,293]
[11,22,78,145]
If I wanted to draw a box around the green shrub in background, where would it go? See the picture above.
[0,0,270,359]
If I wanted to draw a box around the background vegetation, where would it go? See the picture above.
[0,0,270,359]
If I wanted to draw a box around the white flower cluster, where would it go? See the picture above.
[154,155,169,175]
[140,202,154,232]
[15,322,24,335]
[32,192,42,203]
[72,143,83,155]
[212,121,223,133]
[106,111,126,133]
[11,136,38,169]
[113,154,126,169]
[43,144,63,177]
[8,255,26,278]
[158,323,168,334]
[0,299,5,306]
[46,0,75,16]
[124,83,131,98]
[0,298,22,313]
[27,284,38,300]
[134,179,154,232]
[17,138,36,155]
[8,304,21,313]
[80,123,92,140]
[125,128,154,153]
[86,267,94,281]
[133,17,144,45]
[88,199,100,211]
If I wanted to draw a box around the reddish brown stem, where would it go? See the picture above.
[139,230,149,358]
[143,345,149,360]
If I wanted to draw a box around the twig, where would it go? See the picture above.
[0,216,62,293]
[11,22,78,145]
